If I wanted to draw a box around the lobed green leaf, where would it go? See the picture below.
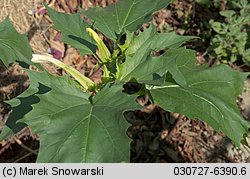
[0,17,32,67]
[148,50,250,146]
[17,71,139,162]
[46,6,96,56]
[82,0,172,40]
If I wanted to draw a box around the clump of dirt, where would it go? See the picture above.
[0,131,39,163]
[127,104,250,163]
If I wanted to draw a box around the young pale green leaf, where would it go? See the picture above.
[18,71,138,162]
[46,6,96,56]
[220,10,236,18]
[82,0,172,40]
[148,62,250,147]
[0,17,32,67]
[210,20,227,34]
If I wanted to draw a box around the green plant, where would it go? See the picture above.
[209,0,250,63]
[0,0,249,162]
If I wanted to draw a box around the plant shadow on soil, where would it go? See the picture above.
[0,61,39,162]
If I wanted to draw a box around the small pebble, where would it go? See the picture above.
[27,9,36,15]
